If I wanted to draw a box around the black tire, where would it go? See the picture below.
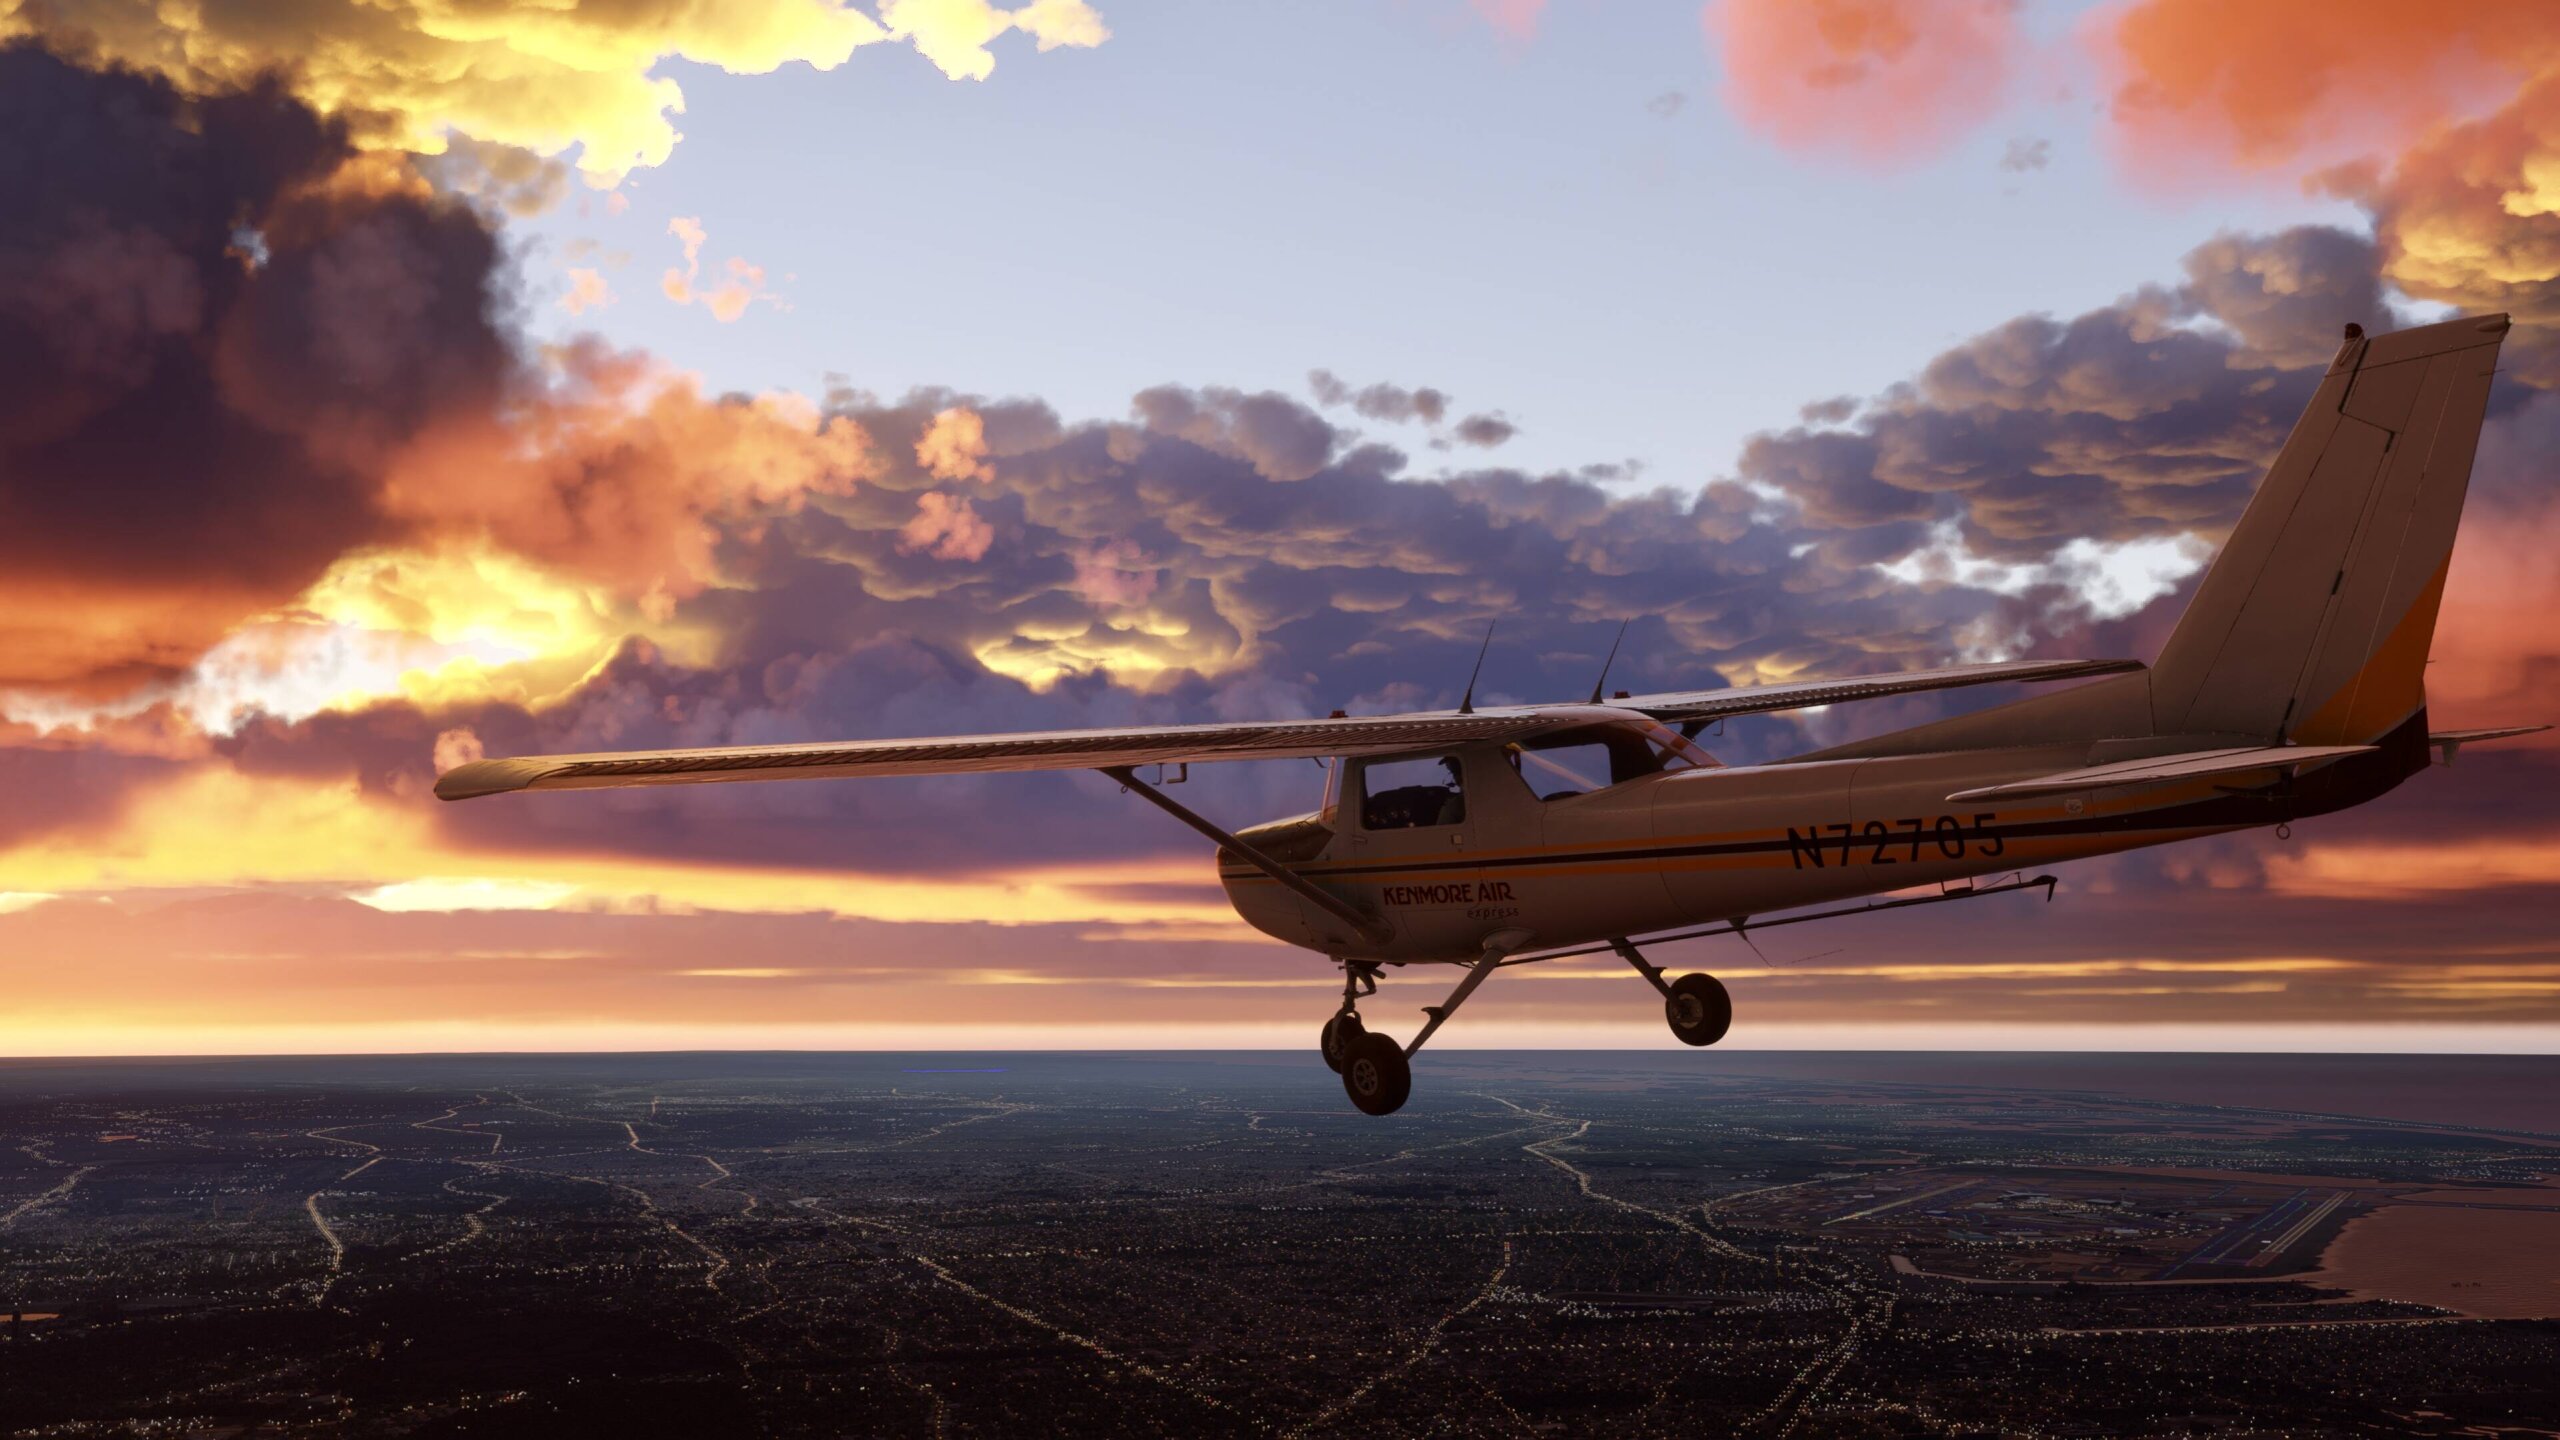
[1665,972,1732,1047]
[1342,1032,1411,1116]
[1320,1013,1366,1074]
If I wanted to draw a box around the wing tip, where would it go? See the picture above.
[433,758,555,802]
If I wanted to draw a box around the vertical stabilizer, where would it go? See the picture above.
[2148,313,2508,745]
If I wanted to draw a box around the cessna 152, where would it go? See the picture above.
[441,314,2544,1115]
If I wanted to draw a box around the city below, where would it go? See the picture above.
[3,1050,2557,1437]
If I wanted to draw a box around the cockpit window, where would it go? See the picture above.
[1361,755,1466,830]
[1507,720,1720,800]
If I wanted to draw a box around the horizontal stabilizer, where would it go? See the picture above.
[2430,724,2551,764]
[1945,744,2375,803]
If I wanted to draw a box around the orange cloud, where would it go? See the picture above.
[2087,0,2553,187]
[916,406,997,482]
[2432,490,2560,719]
[376,344,877,605]
[2080,0,2560,333]
[2264,837,2560,900]
[1706,0,2024,164]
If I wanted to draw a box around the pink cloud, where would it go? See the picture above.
[1070,538,1160,608]
[660,216,774,323]
[898,491,994,562]
[1468,0,1548,42]
[1706,0,2024,165]
[560,266,612,316]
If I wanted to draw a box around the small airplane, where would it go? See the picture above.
[441,314,2545,1115]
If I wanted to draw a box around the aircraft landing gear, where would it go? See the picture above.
[1329,934,1526,1116]
[1321,961,1380,1074]
[1341,1032,1410,1116]
[1319,1012,1365,1073]
[1613,938,1731,1047]
[1663,972,1732,1047]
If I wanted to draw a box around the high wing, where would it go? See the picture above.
[434,655,2140,801]
[433,711,1580,800]
[1944,743,2375,804]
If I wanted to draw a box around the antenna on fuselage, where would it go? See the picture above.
[1586,619,1631,705]
[1457,620,1497,715]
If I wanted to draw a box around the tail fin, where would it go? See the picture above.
[2149,313,2509,745]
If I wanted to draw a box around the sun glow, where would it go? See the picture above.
[0,545,718,738]
[970,619,1216,693]
[0,767,1237,929]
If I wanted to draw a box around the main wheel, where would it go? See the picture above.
[1342,1032,1412,1116]
[1665,972,1732,1047]
[1319,1012,1366,1073]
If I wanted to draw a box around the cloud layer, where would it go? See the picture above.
[1,0,1108,181]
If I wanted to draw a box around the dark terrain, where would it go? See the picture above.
[3,1051,2557,1438]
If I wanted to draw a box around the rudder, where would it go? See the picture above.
[2148,313,2509,746]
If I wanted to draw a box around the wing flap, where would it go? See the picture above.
[1619,657,2140,725]
[1945,744,2375,803]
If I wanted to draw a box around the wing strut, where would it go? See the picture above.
[1100,766,1392,946]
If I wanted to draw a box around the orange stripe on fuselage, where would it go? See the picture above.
[1219,784,2238,886]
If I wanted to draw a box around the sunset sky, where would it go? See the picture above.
[2,0,2555,1055]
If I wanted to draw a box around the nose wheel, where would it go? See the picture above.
[1320,960,1382,1074]
[1321,939,1521,1116]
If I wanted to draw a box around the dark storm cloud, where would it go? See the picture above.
[0,42,515,688]
[1731,226,2391,565]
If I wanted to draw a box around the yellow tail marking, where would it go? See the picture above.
[2291,559,2449,746]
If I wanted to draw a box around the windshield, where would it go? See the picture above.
[1633,717,1720,773]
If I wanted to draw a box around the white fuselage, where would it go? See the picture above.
[1219,735,2263,964]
